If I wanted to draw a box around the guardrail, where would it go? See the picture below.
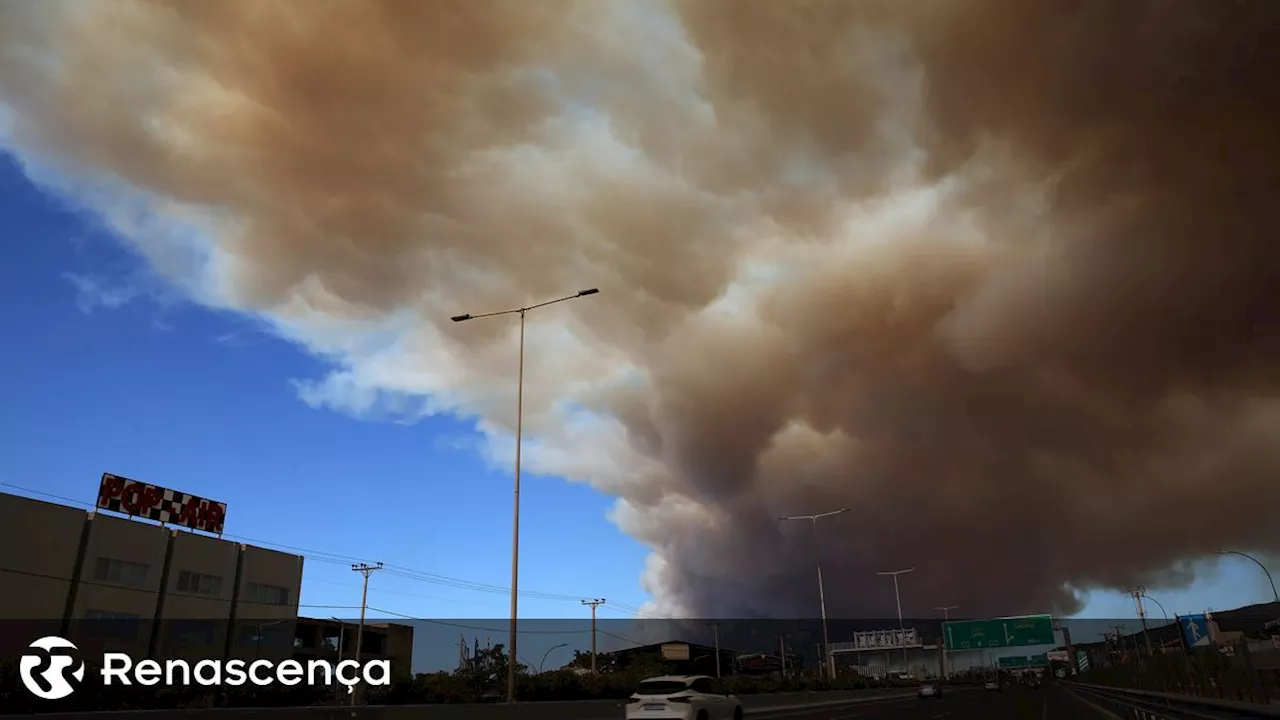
[17,687,922,720]
[1064,680,1280,719]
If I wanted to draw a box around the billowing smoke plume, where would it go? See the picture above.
[3,0,1279,619]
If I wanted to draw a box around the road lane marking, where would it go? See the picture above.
[751,696,918,718]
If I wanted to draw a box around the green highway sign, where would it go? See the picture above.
[997,654,1050,669]
[943,614,1056,650]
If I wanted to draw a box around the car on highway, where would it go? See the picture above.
[626,675,744,720]
[917,682,943,699]
[984,680,1001,692]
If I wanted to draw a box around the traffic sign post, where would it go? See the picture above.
[943,614,1056,650]
[1179,614,1212,649]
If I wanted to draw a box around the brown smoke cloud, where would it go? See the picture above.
[2,0,1279,618]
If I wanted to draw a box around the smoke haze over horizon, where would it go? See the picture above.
[2,0,1278,620]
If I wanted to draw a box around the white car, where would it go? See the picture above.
[917,682,942,698]
[625,674,743,720]
[984,680,1001,691]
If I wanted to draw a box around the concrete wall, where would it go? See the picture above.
[379,623,415,678]
[0,491,305,666]
[0,494,87,658]
[293,619,415,679]
[231,544,305,662]
[155,530,240,660]
[70,512,170,659]
[0,493,86,619]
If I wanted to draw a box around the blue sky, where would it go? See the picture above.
[0,151,654,652]
[1,149,1275,672]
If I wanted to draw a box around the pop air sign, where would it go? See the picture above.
[97,473,228,535]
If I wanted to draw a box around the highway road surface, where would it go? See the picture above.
[749,684,1108,720]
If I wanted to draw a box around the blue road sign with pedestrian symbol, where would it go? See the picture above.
[1180,614,1211,648]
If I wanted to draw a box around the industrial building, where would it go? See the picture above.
[293,617,415,679]
[0,490,304,663]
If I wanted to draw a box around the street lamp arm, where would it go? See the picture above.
[779,508,850,522]
[1139,593,1169,622]
[451,289,599,322]
[1220,550,1280,603]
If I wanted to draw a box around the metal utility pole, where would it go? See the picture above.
[351,562,383,705]
[1218,550,1280,603]
[876,568,915,665]
[1058,622,1077,676]
[779,636,787,678]
[778,508,849,680]
[582,598,606,674]
[709,622,722,678]
[1132,588,1154,655]
[1108,624,1127,663]
[934,606,957,679]
[332,617,347,704]
[452,288,600,703]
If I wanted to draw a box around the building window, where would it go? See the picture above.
[239,623,290,647]
[169,620,217,645]
[323,633,340,652]
[176,570,222,597]
[92,557,149,588]
[84,610,141,639]
[245,582,291,606]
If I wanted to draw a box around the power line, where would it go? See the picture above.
[366,606,646,647]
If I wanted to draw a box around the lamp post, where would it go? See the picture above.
[253,619,288,660]
[875,568,915,666]
[451,288,600,703]
[934,606,957,680]
[539,643,568,674]
[1139,593,1169,623]
[1218,550,1280,603]
[331,617,346,703]
[778,508,850,680]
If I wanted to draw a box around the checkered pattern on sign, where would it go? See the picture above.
[98,475,227,533]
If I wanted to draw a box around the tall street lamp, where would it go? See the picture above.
[876,568,915,665]
[540,643,568,674]
[934,606,957,679]
[778,508,850,680]
[451,287,600,703]
[330,617,346,704]
[1218,550,1280,603]
[1138,593,1169,623]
